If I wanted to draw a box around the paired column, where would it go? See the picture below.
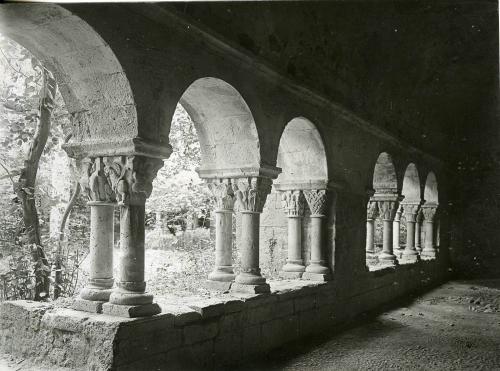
[401,202,421,263]
[280,190,306,278]
[376,196,400,267]
[74,157,115,312]
[302,189,331,280]
[365,199,378,264]
[104,155,164,317]
[421,203,438,259]
[206,179,236,290]
[231,177,273,294]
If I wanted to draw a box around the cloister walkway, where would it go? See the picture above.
[240,280,500,371]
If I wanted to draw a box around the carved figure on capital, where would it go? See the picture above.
[402,203,420,222]
[207,179,235,211]
[377,200,399,221]
[303,189,327,216]
[422,204,438,222]
[366,200,379,220]
[281,190,305,217]
[232,177,273,213]
[102,156,163,206]
[78,157,114,203]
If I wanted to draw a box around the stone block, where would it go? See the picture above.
[242,325,262,359]
[261,316,299,350]
[72,298,105,314]
[160,304,202,327]
[280,271,303,279]
[230,282,271,294]
[183,322,219,345]
[102,302,161,318]
[203,280,232,292]
[214,332,243,366]
[187,298,225,319]
[294,295,316,313]
[219,311,243,334]
[302,271,332,281]
[117,314,174,340]
[273,299,295,319]
[41,309,89,333]
[223,298,245,313]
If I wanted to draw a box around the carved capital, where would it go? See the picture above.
[103,156,163,206]
[422,204,438,222]
[207,179,235,211]
[377,200,399,221]
[78,157,115,203]
[416,208,424,223]
[402,203,420,222]
[303,189,327,216]
[232,177,273,213]
[281,190,305,217]
[366,200,379,220]
[394,204,403,222]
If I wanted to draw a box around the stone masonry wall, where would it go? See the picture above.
[0,259,449,371]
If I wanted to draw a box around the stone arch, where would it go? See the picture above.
[275,117,328,187]
[372,152,398,193]
[424,171,439,203]
[177,77,261,176]
[401,163,421,202]
[0,4,137,157]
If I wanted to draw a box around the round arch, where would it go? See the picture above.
[0,4,136,156]
[424,171,439,203]
[178,77,261,175]
[401,163,421,202]
[372,152,398,193]
[275,117,328,186]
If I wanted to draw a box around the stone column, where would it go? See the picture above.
[365,199,378,264]
[392,204,403,257]
[231,177,272,294]
[421,203,438,260]
[401,203,420,263]
[280,190,305,278]
[376,197,400,267]
[302,189,331,281]
[206,179,236,290]
[74,157,115,313]
[415,208,423,253]
[103,155,164,317]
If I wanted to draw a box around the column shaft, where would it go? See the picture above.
[208,209,235,281]
[306,215,329,274]
[422,221,436,258]
[366,219,375,254]
[235,211,265,285]
[415,220,422,252]
[283,216,305,272]
[80,203,114,301]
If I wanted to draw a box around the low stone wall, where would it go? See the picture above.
[0,259,449,370]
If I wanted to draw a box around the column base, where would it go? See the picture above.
[366,252,379,265]
[378,252,398,267]
[421,249,437,260]
[394,248,405,259]
[203,280,232,292]
[302,271,332,281]
[400,252,420,264]
[282,261,306,273]
[207,267,235,282]
[102,302,161,318]
[109,289,153,306]
[234,272,267,285]
[305,262,330,275]
[72,298,105,314]
[280,271,303,279]
[79,287,113,302]
[230,282,270,294]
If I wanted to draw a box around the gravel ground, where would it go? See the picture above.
[241,279,500,371]
[1,279,499,371]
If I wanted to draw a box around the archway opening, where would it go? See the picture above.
[260,117,329,278]
[145,77,262,296]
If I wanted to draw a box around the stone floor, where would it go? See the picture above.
[1,279,499,370]
[240,279,500,371]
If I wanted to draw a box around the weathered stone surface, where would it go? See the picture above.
[183,322,219,345]
[159,303,202,327]
[280,271,303,279]
[102,302,161,318]
[302,271,332,281]
[231,282,271,294]
[203,279,232,292]
[72,298,105,314]
[186,298,225,319]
